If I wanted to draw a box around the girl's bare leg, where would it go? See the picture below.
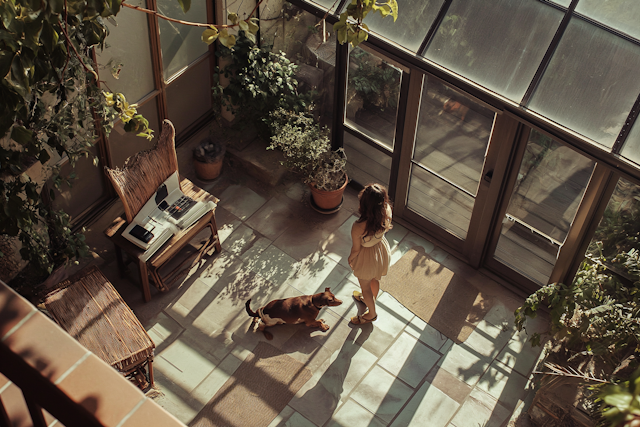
[371,279,380,300]
[358,278,377,319]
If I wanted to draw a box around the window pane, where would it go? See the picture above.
[407,164,474,240]
[364,0,443,52]
[157,0,208,80]
[414,77,494,196]
[575,0,640,40]
[344,132,390,186]
[586,178,640,275]
[306,0,342,11]
[621,119,640,166]
[346,47,402,150]
[166,59,211,133]
[96,0,155,102]
[494,131,595,284]
[51,145,106,219]
[528,18,640,149]
[424,0,562,102]
[260,4,335,131]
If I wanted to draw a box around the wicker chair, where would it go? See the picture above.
[41,265,156,389]
[104,120,221,302]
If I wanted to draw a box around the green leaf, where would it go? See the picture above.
[228,12,238,24]
[247,18,259,34]
[177,0,191,13]
[387,0,398,21]
[218,29,236,48]
[110,0,121,16]
[11,126,33,144]
[201,27,218,45]
[239,20,248,32]
[38,148,50,164]
[0,1,16,30]
[604,392,633,410]
[244,30,255,44]
[0,50,15,78]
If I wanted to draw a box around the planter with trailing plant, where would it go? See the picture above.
[193,137,226,181]
[268,108,348,213]
[515,220,640,426]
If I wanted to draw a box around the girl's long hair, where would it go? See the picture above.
[357,183,392,236]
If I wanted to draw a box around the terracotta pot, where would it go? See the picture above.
[308,174,348,214]
[194,158,223,181]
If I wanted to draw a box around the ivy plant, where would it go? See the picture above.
[0,0,152,279]
[333,0,398,47]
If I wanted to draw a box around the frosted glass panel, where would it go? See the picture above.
[622,120,640,165]
[157,0,208,80]
[528,18,640,149]
[576,0,640,40]
[364,0,443,52]
[108,99,160,168]
[166,60,211,133]
[425,0,562,101]
[96,0,154,103]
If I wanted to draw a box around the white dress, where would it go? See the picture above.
[351,227,391,281]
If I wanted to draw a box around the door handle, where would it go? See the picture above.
[484,170,493,183]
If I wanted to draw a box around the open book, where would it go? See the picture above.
[122,172,216,262]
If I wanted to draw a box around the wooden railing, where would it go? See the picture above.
[0,280,186,427]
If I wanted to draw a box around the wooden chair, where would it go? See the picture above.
[104,119,221,302]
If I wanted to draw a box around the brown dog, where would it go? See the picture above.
[245,288,343,340]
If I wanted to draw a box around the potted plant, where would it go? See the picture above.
[193,137,226,181]
[267,108,348,213]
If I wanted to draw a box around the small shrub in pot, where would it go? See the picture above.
[193,138,226,180]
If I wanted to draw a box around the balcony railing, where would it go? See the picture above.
[0,279,186,427]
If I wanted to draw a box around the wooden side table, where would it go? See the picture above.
[42,265,155,389]
[104,177,221,302]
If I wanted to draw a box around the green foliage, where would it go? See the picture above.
[267,108,346,191]
[333,0,398,47]
[596,366,640,427]
[515,258,640,369]
[1,0,151,278]
[213,30,307,129]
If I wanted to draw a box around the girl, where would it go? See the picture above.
[348,183,393,324]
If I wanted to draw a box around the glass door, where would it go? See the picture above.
[403,75,496,244]
[486,130,596,287]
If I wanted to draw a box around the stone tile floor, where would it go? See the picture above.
[84,153,548,427]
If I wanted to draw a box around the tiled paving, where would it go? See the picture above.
[82,143,549,427]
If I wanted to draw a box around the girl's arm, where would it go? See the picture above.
[348,221,363,268]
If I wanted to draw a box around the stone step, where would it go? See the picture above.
[226,138,290,187]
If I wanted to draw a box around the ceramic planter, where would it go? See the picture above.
[308,174,348,214]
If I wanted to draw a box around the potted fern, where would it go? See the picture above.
[268,108,348,213]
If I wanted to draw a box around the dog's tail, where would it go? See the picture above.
[245,299,259,318]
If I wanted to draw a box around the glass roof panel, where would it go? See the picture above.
[363,0,444,52]
[621,120,640,166]
[575,0,640,40]
[424,0,563,102]
[309,0,343,12]
[528,17,640,149]
[549,0,571,6]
